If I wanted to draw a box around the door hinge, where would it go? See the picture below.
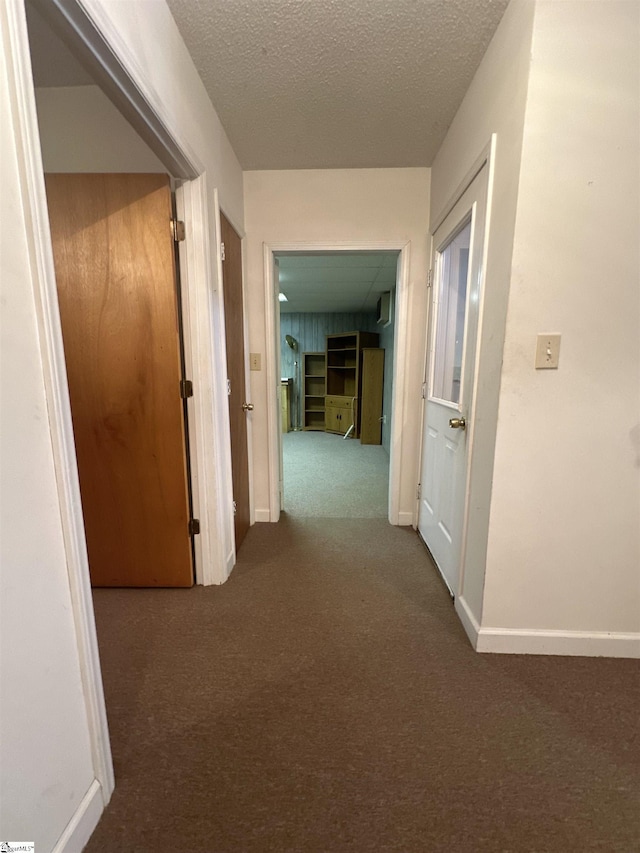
[220,241,226,262]
[171,219,186,242]
[427,269,433,288]
[417,483,421,500]
[421,382,427,399]
[227,378,232,396]
[180,379,193,399]
[232,500,237,515]
[189,518,200,536]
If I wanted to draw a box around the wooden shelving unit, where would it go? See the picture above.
[325,331,379,437]
[303,352,326,430]
[360,348,385,444]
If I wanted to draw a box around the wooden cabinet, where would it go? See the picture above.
[325,331,379,438]
[360,349,385,445]
[325,395,355,436]
[303,352,326,430]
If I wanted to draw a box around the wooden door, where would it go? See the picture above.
[45,173,193,587]
[417,165,488,596]
[220,213,251,551]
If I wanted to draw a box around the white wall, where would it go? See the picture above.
[482,0,640,644]
[0,32,97,851]
[433,0,639,655]
[243,168,430,522]
[35,84,166,172]
[429,0,536,624]
[1,0,247,848]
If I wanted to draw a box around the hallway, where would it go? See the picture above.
[86,518,639,852]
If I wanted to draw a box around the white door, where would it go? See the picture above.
[418,166,488,596]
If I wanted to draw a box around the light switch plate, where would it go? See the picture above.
[535,334,561,369]
[250,352,261,371]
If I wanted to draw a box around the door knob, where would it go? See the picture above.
[449,417,466,430]
[242,402,254,412]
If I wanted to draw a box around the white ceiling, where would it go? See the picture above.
[165,0,509,170]
[26,0,509,313]
[28,0,510,169]
[277,252,399,314]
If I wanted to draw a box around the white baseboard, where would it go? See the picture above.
[256,508,413,525]
[454,595,480,647]
[223,546,235,582]
[52,778,104,853]
[475,627,640,658]
[453,596,640,658]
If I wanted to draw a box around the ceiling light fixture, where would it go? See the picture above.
[278,292,288,302]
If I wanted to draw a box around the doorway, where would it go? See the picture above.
[15,0,236,810]
[24,0,234,586]
[274,250,400,519]
[417,162,489,597]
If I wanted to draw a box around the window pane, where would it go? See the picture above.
[431,220,471,404]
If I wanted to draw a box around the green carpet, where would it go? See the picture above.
[283,430,389,517]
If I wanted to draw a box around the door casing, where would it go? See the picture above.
[263,241,411,525]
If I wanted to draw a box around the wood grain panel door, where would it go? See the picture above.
[220,213,251,551]
[45,173,193,587]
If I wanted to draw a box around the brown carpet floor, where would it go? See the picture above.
[86,517,640,852]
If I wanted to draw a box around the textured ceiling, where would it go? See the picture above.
[165,0,509,170]
[26,1,508,311]
[277,252,398,314]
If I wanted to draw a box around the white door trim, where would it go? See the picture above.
[30,0,202,179]
[430,138,495,234]
[3,0,115,805]
[263,241,411,525]
[455,138,496,610]
[5,0,234,816]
